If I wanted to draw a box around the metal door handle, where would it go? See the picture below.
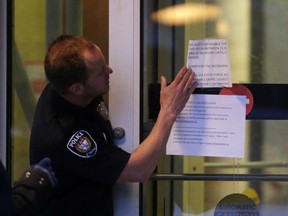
[113,127,125,139]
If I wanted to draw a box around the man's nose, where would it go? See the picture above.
[105,65,113,74]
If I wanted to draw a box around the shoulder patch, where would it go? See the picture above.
[67,130,97,158]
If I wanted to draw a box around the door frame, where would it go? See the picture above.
[109,0,141,215]
[0,0,8,167]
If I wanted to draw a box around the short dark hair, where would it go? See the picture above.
[44,35,96,93]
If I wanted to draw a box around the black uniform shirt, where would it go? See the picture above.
[0,161,11,216]
[30,84,131,216]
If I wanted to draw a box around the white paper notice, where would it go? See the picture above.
[166,94,246,158]
[187,39,232,88]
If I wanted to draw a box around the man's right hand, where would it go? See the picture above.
[160,66,197,121]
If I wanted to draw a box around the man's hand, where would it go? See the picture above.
[30,157,57,187]
[117,66,197,183]
[17,157,57,190]
[160,66,197,121]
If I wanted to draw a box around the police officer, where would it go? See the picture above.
[29,35,197,215]
[0,157,57,216]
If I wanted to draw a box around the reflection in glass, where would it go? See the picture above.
[142,0,288,215]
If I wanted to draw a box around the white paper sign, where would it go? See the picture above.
[166,94,246,158]
[187,39,232,88]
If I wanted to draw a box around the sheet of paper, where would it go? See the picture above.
[166,94,246,158]
[187,39,232,88]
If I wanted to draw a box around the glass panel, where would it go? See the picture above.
[141,0,288,215]
[12,0,47,180]
[12,0,108,182]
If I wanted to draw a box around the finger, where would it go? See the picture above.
[176,68,194,92]
[38,157,52,167]
[184,71,196,91]
[160,76,167,90]
[173,66,188,85]
[187,80,198,95]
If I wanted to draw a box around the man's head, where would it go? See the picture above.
[44,35,112,101]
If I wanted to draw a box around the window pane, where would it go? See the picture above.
[141,0,288,215]
[11,0,108,182]
[12,0,46,180]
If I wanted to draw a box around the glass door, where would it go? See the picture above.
[11,1,139,214]
[11,0,109,185]
[141,1,288,215]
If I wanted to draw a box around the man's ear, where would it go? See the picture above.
[68,83,85,96]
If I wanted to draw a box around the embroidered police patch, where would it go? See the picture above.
[67,130,97,158]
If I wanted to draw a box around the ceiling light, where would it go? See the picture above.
[151,3,223,26]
